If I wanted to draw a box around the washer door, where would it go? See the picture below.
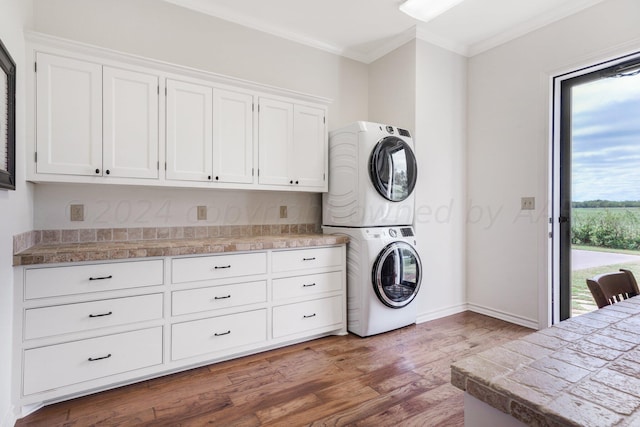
[372,241,422,308]
[369,136,417,202]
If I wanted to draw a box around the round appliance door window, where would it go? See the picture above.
[369,136,417,202]
[372,241,422,308]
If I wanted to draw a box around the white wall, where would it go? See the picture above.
[414,40,467,321]
[368,39,416,131]
[0,0,34,424]
[31,0,369,233]
[34,184,321,229]
[467,0,640,328]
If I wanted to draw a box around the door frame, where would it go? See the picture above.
[550,51,640,324]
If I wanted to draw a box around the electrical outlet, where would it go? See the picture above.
[279,205,287,219]
[197,205,207,221]
[70,204,84,221]
[521,197,535,210]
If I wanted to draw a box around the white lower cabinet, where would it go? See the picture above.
[273,296,343,338]
[23,327,163,395]
[16,245,345,414]
[171,309,267,360]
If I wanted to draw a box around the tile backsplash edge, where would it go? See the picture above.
[13,223,321,254]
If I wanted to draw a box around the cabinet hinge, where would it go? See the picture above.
[258,104,260,113]
[323,116,326,124]
[165,162,167,171]
[157,85,159,95]
[323,172,326,181]
[252,168,254,176]
[257,169,260,177]
[34,152,37,163]
[157,161,160,170]
[34,62,37,73]
[165,87,167,96]
[252,103,254,112]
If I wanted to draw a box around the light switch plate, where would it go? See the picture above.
[280,206,287,219]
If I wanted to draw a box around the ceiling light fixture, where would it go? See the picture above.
[399,0,464,23]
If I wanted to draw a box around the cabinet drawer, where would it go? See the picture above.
[25,294,163,340]
[172,281,266,316]
[272,296,343,338]
[23,327,163,395]
[272,272,342,301]
[272,247,342,273]
[172,252,267,284]
[171,309,266,360]
[24,260,164,300]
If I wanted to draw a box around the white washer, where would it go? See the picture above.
[322,121,417,227]
[323,225,422,337]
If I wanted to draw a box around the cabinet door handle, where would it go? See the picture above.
[214,265,231,269]
[302,257,316,261]
[89,275,113,281]
[89,311,113,318]
[214,330,231,337]
[214,295,231,300]
[303,313,317,319]
[88,353,112,362]
[303,283,316,288]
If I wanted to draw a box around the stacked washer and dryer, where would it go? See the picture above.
[322,121,421,337]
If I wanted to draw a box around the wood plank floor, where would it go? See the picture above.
[16,312,532,427]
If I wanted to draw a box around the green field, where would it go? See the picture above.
[571,207,640,315]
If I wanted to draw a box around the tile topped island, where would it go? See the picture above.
[451,297,640,426]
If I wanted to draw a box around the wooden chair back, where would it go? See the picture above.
[586,269,640,308]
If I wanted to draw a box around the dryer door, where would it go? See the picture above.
[372,241,422,308]
[369,136,417,202]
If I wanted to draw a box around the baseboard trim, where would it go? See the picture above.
[416,303,468,324]
[467,303,539,330]
[2,405,18,427]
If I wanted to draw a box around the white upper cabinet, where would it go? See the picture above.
[166,80,254,184]
[35,53,160,179]
[29,38,329,191]
[258,97,327,191]
[166,79,213,182]
[36,53,102,176]
[213,88,254,184]
[103,67,159,179]
[293,104,327,188]
[258,98,293,186]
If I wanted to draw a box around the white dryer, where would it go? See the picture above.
[322,121,418,227]
[323,225,422,337]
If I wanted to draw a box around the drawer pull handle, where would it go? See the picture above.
[303,283,316,288]
[88,353,112,362]
[214,295,231,300]
[89,275,113,281]
[89,311,113,318]
[214,265,231,269]
[302,257,316,261]
[214,330,231,337]
[303,313,317,319]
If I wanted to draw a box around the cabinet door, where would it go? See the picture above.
[293,105,326,189]
[212,89,253,184]
[103,67,159,179]
[36,53,102,176]
[258,97,293,186]
[166,79,213,181]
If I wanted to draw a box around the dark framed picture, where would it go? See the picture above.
[0,38,16,190]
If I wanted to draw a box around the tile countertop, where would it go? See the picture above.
[13,233,350,266]
[451,296,640,427]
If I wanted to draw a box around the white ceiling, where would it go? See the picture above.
[163,0,608,63]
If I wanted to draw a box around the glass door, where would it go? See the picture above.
[372,241,422,308]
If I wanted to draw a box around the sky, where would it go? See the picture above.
[571,69,640,201]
